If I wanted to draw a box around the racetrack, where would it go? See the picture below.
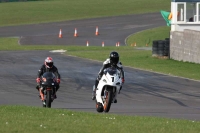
[0,13,165,46]
[1,13,200,121]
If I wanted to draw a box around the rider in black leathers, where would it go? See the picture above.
[36,57,61,99]
[92,51,125,103]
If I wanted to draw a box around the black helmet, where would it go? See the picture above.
[109,51,119,66]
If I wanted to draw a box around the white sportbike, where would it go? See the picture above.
[94,67,122,113]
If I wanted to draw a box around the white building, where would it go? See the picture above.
[171,0,200,31]
[170,0,200,64]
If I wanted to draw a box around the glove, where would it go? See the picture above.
[57,79,60,84]
[122,78,125,84]
[36,78,40,83]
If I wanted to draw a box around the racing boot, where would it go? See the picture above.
[92,92,96,100]
[54,94,57,99]
[36,85,40,91]
[51,95,56,103]
[51,93,57,100]
[36,85,41,99]
[114,99,117,103]
[51,91,57,100]
[92,85,96,100]
[54,86,59,99]
[112,94,117,103]
[42,100,46,107]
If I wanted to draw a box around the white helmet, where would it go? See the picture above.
[44,57,53,68]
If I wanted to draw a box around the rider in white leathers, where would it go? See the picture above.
[92,51,125,103]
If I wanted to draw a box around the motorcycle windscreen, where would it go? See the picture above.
[106,67,118,75]
[42,72,56,86]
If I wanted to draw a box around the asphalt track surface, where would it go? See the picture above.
[1,13,200,121]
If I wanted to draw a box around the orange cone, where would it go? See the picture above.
[59,29,62,38]
[102,41,104,47]
[146,43,148,47]
[118,42,120,47]
[74,28,78,37]
[95,26,99,36]
[116,42,120,47]
[86,41,89,47]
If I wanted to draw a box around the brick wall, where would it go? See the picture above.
[170,29,200,64]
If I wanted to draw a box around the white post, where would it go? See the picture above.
[181,8,183,21]
[171,2,176,31]
[184,3,186,22]
[197,3,199,22]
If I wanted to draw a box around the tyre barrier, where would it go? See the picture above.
[152,39,169,57]
[152,40,158,56]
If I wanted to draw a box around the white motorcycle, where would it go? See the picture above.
[94,67,122,113]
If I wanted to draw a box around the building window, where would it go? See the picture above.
[186,2,195,22]
[177,3,185,22]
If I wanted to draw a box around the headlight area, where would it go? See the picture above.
[103,79,107,83]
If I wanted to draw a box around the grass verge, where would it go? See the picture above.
[126,26,171,47]
[0,105,200,133]
[0,0,170,26]
[67,47,200,80]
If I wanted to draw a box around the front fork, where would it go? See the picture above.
[103,87,117,103]
[39,87,56,101]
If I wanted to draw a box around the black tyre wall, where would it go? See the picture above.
[164,38,170,57]
[157,40,165,56]
[152,40,158,56]
[152,39,170,57]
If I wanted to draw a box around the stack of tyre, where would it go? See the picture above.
[152,38,169,57]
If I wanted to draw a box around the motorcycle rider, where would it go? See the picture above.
[92,51,125,103]
[36,57,61,99]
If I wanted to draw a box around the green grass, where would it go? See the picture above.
[0,0,170,26]
[0,37,68,50]
[0,105,200,133]
[126,26,171,47]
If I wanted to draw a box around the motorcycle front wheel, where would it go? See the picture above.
[103,90,113,112]
[46,90,52,108]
